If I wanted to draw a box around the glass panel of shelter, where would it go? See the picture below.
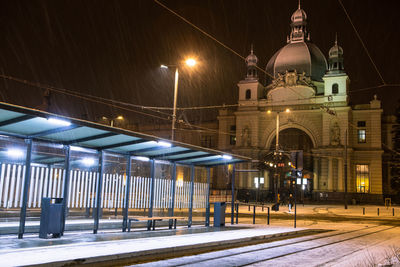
[191,167,208,226]
[97,152,127,230]
[0,136,28,233]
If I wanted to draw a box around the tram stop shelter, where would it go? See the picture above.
[0,102,250,238]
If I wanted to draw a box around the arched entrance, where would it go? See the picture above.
[268,128,314,200]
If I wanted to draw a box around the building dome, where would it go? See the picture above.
[266,41,327,82]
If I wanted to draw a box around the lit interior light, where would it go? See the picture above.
[157,141,172,147]
[47,118,71,126]
[7,148,24,158]
[222,155,232,160]
[116,115,124,120]
[285,108,290,113]
[288,162,292,166]
[267,110,272,114]
[134,156,150,162]
[160,64,169,69]
[82,157,95,166]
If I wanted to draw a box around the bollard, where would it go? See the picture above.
[253,205,256,224]
[262,205,264,212]
[377,208,379,216]
[393,208,395,217]
[248,205,250,211]
[236,204,239,224]
[363,207,365,215]
[267,207,270,225]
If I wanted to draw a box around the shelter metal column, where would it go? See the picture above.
[122,155,132,232]
[94,150,104,234]
[205,167,210,227]
[148,159,155,218]
[18,138,33,239]
[231,164,235,225]
[169,163,177,217]
[188,164,194,227]
[61,145,71,234]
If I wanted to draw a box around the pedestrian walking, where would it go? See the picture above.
[288,194,294,212]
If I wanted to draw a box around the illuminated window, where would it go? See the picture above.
[358,129,366,143]
[245,89,251,99]
[356,164,369,193]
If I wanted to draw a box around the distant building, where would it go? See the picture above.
[217,4,386,203]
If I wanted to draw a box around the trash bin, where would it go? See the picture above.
[39,197,64,239]
[272,203,279,211]
[213,202,226,227]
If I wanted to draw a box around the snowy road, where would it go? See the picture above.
[132,224,400,267]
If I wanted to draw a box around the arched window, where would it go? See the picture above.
[332,83,339,94]
[245,89,251,100]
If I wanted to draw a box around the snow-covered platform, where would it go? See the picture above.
[0,224,315,266]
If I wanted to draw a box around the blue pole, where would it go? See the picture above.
[231,164,235,225]
[170,163,177,216]
[205,167,210,227]
[94,150,104,234]
[61,145,71,234]
[188,164,195,227]
[148,159,155,218]
[122,155,132,232]
[18,139,33,239]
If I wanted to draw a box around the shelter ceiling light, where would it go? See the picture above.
[157,141,172,147]
[134,156,150,162]
[47,118,71,126]
[222,155,232,160]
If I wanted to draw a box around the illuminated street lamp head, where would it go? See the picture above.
[267,110,272,114]
[185,58,196,67]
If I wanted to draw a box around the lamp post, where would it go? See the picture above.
[268,108,290,204]
[161,58,197,141]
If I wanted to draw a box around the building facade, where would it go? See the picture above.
[218,5,384,202]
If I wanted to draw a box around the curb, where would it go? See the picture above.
[28,228,322,266]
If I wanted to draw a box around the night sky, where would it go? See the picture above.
[1,0,399,126]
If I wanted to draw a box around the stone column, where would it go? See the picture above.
[313,158,319,191]
[338,158,343,191]
[328,158,333,191]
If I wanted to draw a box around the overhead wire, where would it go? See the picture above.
[338,0,386,85]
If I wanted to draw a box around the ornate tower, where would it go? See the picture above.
[238,45,263,103]
[323,35,349,103]
[288,1,310,43]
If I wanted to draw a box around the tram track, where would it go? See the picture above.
[154,225,395,267]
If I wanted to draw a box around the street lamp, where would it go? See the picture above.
[161,57,197,141]
[267,108,290,204]
[101,115,124,127]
